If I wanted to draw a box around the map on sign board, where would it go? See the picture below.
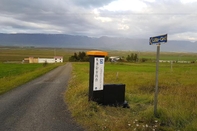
[93,57,104,91]
[149,34,167,45]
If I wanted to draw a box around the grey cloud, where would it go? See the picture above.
[71,0,115,8]
[0,0,197,41]
[0,0,92,34]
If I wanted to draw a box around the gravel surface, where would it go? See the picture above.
[0,63,84,131]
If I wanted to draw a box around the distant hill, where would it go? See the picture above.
[0,33,196,52]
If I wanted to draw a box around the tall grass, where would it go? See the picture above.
[65,62,197,130]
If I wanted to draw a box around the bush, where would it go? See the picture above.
[140,58,148,62]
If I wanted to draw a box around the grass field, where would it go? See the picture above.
[108,51,197,62]
[1,47,197,130]
[0,63,43,78]
[65,62,197,131]
[0,47,71,94]
[0,63,63,95]
[0,46,89,94]
[0,46,91,62]
[1,47,197,63]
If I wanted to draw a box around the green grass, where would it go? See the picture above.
[0,46,91,94]
[65,62,197,131]
[0,47,92,62]
[0,63,62,95]
[0,63,44,78]
[1,47,197,63]
[108,51,197,61]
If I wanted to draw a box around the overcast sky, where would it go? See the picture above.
[0,0,197,41]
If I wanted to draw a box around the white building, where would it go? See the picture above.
[109,56,120,62]
[54,56,63,63]
[24,56,63,63]
[38,58,55,63]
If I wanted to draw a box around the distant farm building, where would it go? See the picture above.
[24,56,63,63]
[109,56,120,62]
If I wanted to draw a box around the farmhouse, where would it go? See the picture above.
[24,56,63,63]
[109,56,120,62]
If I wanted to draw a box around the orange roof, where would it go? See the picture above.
[86,51,108,56]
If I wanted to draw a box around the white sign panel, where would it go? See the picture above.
[93,57,105,91]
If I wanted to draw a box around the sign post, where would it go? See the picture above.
[154,44,160,116]
[149,34,167,117]
[86,51,108,102]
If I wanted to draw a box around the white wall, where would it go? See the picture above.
[54,57,63,63]
[38,57,63,63]
[38,58,55,63]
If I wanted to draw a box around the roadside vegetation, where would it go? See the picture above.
[0,63,62,95]
[65,62,197,131]
[0,47,90,94]
[0,46,75,94]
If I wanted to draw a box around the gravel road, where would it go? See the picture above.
[0,63,84,131]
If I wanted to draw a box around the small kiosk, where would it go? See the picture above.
[87,51,127,107]
[86,51,107,103]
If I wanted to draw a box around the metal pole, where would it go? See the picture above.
[154,44,160,117]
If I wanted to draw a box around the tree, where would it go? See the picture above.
[78,52,86,61]
[126,53,138,62]
[134,53,138,62]
[126,55,131,61]
[69,52,89,62]
[105,56,109,62]
[74,52,78,61]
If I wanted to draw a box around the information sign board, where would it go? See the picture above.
[93,57,104,91]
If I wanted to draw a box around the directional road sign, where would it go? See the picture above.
[149,34,167,45]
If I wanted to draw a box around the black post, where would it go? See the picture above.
[88,56,94,101]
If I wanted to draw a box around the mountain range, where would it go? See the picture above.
[0,33,196,52]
